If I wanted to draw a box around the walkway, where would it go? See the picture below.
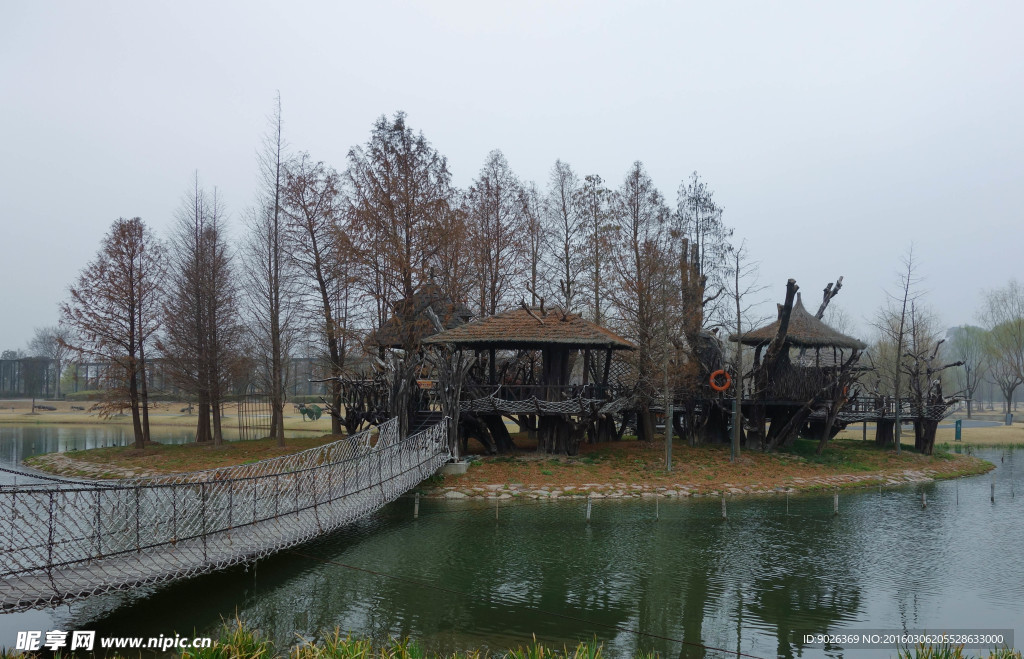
[0,417,449,612]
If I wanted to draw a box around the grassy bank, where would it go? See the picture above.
[19,421,994,491]
[22,433,345,478]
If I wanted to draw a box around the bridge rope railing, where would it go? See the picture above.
[0,417,450,612]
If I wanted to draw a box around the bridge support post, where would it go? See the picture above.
[414,492,420,519]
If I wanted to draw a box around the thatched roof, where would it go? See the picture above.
[730,294,867,350]
[369,283,473,348]
[422,306,635,350]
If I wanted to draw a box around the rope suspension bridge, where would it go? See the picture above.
[0,417,450,613]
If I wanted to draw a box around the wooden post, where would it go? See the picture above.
[721,494,727,519]
[414,492,420,519]
[921,492,927,508]
[495,495,499,520]
[655,497,659,521]
[991,477,995,503]
[833,490,839,516]
[586,495,592,522]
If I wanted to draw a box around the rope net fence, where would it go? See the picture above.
[0,416,450,612]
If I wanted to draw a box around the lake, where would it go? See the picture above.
[0,425,1020,658]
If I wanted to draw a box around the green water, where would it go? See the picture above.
[1,428,1021,658]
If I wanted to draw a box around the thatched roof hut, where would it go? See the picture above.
[370,283,474,349]
[422,306,634,351]
[729,294,866,350]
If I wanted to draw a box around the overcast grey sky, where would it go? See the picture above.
[2,1,1021,350]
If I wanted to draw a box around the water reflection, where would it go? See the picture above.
[0,447,1020,659]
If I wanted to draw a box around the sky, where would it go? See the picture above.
[2,1,1022,351]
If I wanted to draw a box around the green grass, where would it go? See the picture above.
[783,438,876,471]
[895,644,1021,659]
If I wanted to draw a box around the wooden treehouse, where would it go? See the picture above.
[330,283,475,436]
[423,304,635,455]
[731,280,867,451]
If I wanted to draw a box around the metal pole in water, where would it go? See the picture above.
[721,494,727,520]
[586,495,592,522]
[655,496,659,521]
[922,492,927,508]
[786,491,789,514]
[833,490,839,516]
[495,495,499,520]
[956,477,959,506]
[414,492,419,519]
[991,477,996,503]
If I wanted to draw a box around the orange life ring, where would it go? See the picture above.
[709,370,732,392]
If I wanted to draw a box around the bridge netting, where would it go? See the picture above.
[0,417,449,612]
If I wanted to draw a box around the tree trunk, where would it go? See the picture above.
[875,419,894,447]
[919,418,939,455]
[196,397,211,443]
[138,345,151,445]
[212,402,224,445]
[637,405,655,442]
[128,366,144,450]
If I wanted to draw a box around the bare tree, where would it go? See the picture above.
[982,280,1024,415]
[726,240,765,460]
[986,335,1023,416]
[520,182,549,307]
[242,93,293,445]
[673,172,733,327]
[579,174,615,325]
[872,245,924,454]
[345,112,455,333]
[947,325,988,418]
[29,325,73,400]
[467,150,525,316]
[160,176,243,445]
[282,153,351,435]
[609,161,671,442]
[545,159,585,312]
[61,218,164,448]
[900,303,960,454]
[431,198,474,309]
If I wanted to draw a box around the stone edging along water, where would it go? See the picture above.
[419,463,995,500]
